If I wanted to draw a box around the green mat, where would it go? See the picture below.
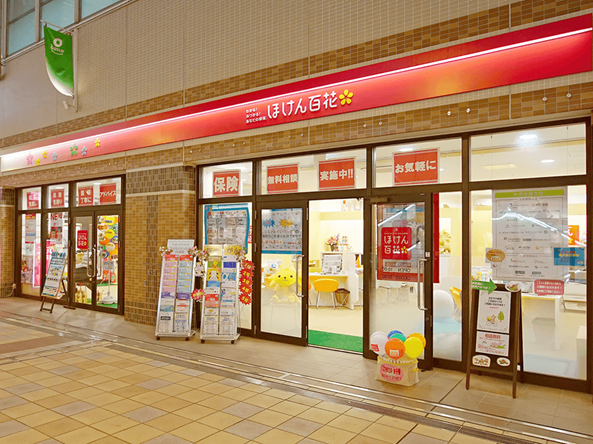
[308,330,363,353]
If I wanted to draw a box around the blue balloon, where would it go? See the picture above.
[388,330,404,338]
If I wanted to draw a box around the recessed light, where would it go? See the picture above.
[399,147,414,152]
[439,168,444,171]
[540,159,555,163]
[482,163,518,170]
[519,134,538,140]
[93,182,102,185]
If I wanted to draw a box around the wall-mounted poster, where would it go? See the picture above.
[261,208,303,254]
[205,205,249,249]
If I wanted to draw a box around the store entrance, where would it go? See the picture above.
[370,194,434,370]
[71,211,121,313]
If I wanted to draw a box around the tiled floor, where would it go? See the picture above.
[0,297,592,444]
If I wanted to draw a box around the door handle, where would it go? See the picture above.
[417,258,428,311]
[294,254,304,298]
[86,246,94,278]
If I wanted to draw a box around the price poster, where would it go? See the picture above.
[205,205,250,249]
[261,208,303,254]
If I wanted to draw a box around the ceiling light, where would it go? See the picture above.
[399,147,414,152]
[93,182,102,185]
[519,134,538,140]
[540,159,555,163]
[482,163,518,170]
[439,168,444,171]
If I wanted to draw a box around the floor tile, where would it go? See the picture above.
[277,417,323,436]
[199,396,238,411]
[144,414,191,433]
[361,423,409,443]
[20,389,60,402]
[314,401,350,414]
[91,416,140,435]
[289,395,321,407]
[175,404,216,421]
[399,433,448,444]
[113,424,164,444]
[143,434,191,444]
[198,411,242,429]
[151,397,191,413]
[297,407,340,424]
[308,425,356,444]
[0,429,49,444]
[253,429,301,444]
[376,415,417,431]
[169,422,218,442]
[224,420,271,440]
[220,388,254,402]
[53,426,107,444]
[52,401,96,416]
[3,402,45,418]
[249,410,291,427]
[344,407,382,422]
[243,394,282,409]
[89,437,129,444]
[346,435,389,444]
[0,396,28,410]
[327,415,372,434]
[34,418,86,437]
[18,411,63,427]
[175,389,212,403]
[103,399,144,414]
[200,383,234,395]
[70,407,116,425]
[154,385,190,398]
[0,420,28,438]
[86,393,125,407]
[5,383,44,395]
[196,431,247,444]
[137,379,172,391]
[222,402,263,419]
[268,400,309,416]
[261,389,294,400]
[131,391,170,405]
[413,424,456,441]
[123,406,167,423]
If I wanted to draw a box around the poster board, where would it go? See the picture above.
[204,205,249,250]
[41,252,67,299]
[466,284,523,397]
[261,208,303,254]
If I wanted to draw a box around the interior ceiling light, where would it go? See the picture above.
[540,159,555,163]
[519,134,538,140]
[482,163,518,170]
[399,147,414,152]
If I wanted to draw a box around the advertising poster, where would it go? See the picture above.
[393,149,439,185]
[477,290,510,333]
[78,186,94,206]
[204,206,249,249]
[50,189,64,207]
[476,331,510,357]
[213,170,241,197]
[27,192,40,209]
[261,208,303,254]
[267,164,299,194]
[318,158,356,190]
[491,188,567,281]
[99,183,117,205]
[49,213,63,242]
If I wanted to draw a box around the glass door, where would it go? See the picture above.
[255,201,308,345]
[370,194,434,369]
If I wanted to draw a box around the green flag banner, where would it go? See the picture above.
[44,27,74,97]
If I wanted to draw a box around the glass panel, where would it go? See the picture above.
[260,149,366,194]
[201,162,252,198]
[75,177,122,206]
[21,187,41,211]
[434,192,462,361]
[46,184,69,209]
[308,199,363,352]
[375,139,462,187]
[46,212,69,297]
[471,185,587,380]
[41,0,75,38]
[370,202,426,358]
[202,203,252,329]
[471,124,586,181]
[7,0,35,55]
[81,0,118,18]
[260,208,304,338]
[21,214,41,296]
[73,215,93,305]
[97,215,119,308]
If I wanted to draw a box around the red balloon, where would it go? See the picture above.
[384,338,406,360]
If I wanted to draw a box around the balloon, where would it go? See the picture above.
[104,229,116,240]
[370,332,389,355]
[106,243,116,252]
[389,332,407,343]
[408,333,426,347]
[434,290,455,319]
[404,337,424,359]
[384,338,406,359]
[388,330,404,338]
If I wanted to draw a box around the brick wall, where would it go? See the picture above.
[0,189,15,298]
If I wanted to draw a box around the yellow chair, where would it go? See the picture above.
[313,278,340,309]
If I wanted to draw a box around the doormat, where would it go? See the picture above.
[308,330,363,353]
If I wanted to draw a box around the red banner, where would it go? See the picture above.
[78,186,94,206]
[27,192,40,209]
[213,170,241,197]
[394,149,439,185]
[77,230,89,250]
[534,279,564,295]
[99,183,117,205]
[267,164,299,194]
[50,189,64,207]
[318,158,356,190]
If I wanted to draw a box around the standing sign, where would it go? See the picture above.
[204,206,250,249]
[213,170,241,197]
[267,164,299,194]
[261,208,303,254]
[27,192,40,209]
[78,186,94,206]
[50,189,65,207]
[99,183,117,205]
[466,283,523,397]
[393,149,439,185]
[41,252,67,299]
[318,158,355,190]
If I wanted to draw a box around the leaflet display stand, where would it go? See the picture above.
[40,252,68,314]
[200,255,241,344]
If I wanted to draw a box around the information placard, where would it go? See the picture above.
[204,206,249,249]
[41,252,67,298]
[261,208,303,254]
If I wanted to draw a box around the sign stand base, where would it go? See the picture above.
[40,279,70,314]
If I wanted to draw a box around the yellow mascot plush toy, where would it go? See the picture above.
[268,267,300,304]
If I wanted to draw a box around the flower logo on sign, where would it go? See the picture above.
[26,154,33,165]
[52,153,58,162]
[70,144,78,156]
[95,138,101,147]
[81,147,87,156]
[36,158,40,166]
[42,151,47,159]
[339,89,353,105]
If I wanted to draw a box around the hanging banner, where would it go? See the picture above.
[27,192,40,209]
[318,158,356,190]
[204,205,249,249]
[393,149,439,185]
[213,170,241,197]
[99,183,117,205]
[266,164,299,194]
[78,186,94,206]
[44,27,74,97]
[261,208,303,254]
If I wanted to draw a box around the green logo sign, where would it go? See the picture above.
[472,279,496,294]
[44,27,73,97]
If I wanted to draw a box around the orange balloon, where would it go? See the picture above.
[384,338,406,360]
[408,333,426,347]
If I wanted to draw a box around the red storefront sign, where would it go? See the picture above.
[4,16,591,173]
[380,227,412,260]
[213,170,241,197]
[267,164,299,194]
[318,158,355,190]
[394,149,439,185]
[27,192,40,209]
[78,186,94,206]
[50,189,64,207]
[534,279,565,295]
[77,230,89,250]
[99,183,117,205]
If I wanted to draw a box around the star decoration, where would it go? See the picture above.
[52,153,58,161]
[42,151,47,159]
[81,146,87,156]
[95,138,101,147]
[36,158,40,166]
[70,144,78,156]
[26,154,33,165]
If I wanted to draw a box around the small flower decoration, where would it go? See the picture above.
[81,146,87,156]
[42,151,47,159]
[70,144,78,156]
[236,249,247,264]
[52,153,58,162]
[26,154,33,165]
[339,89,353,105]
[191,289,204,301]
[159,246,173,257]
[95,138,101,147]
[36,158,40,166]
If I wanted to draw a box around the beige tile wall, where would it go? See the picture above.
[0,188,15,298]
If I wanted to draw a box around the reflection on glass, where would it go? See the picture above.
[46,212,69,298]
[97,215,119,308]
[21,214,41,296]
[73,216,93,305]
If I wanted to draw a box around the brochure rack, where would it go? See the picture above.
[200,255,241,344]
[155,253,196,341]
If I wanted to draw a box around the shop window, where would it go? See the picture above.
[75,177,121,206]
[260,149,366,195]
[471,185,587,380]
[41,0,75,39]
[21,213,41,297]
[81,0,119,18]
[374,139,461,188]
[46,184,69,209]
[201,162,252,199]
[7,0,35,55]
[21,187,41,211]
[471,124,586,181]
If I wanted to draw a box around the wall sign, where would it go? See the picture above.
[393,149,439,185]
[318,158,355,190]
[77,230,89,250]
[27,192,40,209]
[78,186,94,206]
[266,164,299,194]
[50,189,65,207]
[213,170,241,197]
[99,183,117,205]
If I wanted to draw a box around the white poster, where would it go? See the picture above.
[261,208,303,254]
[477,290,511,333]
[492,188,567,281]
[205,206,249,248]
[476,331,510,357]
